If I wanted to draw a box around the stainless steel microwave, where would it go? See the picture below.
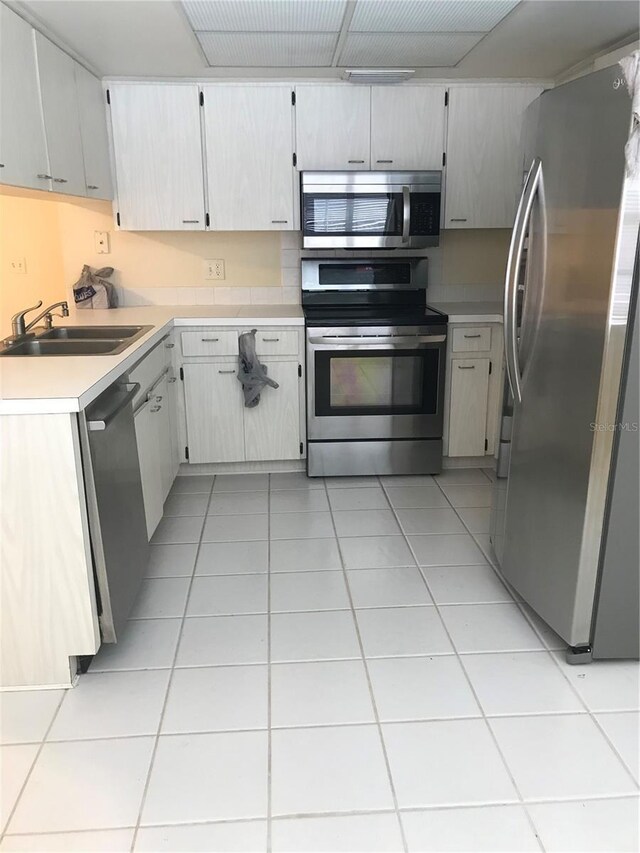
[301,171,441,249]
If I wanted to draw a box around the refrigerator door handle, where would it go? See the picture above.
[504,157,543,404]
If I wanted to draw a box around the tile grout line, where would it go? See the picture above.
[0,690,67,840]
[323,476,410,853]
[378,476,546,852]
[129,474,216,852]
[266,474,273,853]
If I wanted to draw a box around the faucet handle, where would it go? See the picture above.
[11,301,42,324]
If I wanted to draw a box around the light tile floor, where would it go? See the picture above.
[1,469,638,852]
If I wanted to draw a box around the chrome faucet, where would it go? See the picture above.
[9,300,69,342]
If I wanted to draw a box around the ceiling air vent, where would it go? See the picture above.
[342,69,415,84]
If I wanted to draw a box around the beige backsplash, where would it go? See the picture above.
[1,188,510,317]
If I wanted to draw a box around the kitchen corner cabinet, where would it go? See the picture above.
[443,323,504,459]
[0,5,49,190]
[203,86,295,230]
[34,33,86,196]
[371,86,446,171]
[294,86,371,171]
[109,84,205,230]
[75,64,113,200]
[444,86,542,228]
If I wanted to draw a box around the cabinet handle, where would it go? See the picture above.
[376,159,393,163]
[87,184,99,190]
[218,369,235,374]
[53,178,68,183]
[37,173,53,180]
[348,159,365,164]
[271,219,288,224]
[450,218,467,222]
[155,395,163,402]
[182,219,199,223]
[201,337,219,342]
[0,163,5,168]
[457,365,476,370]
[165,342,175,348]
[168,376,177,383]
[262,337,280,342]
[464,334,482,339]
[150,405,161,412]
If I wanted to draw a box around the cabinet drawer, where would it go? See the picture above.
[451,327,491,352]
[128,340,167,408]
[253,330,298,356]
[182,330,238,357]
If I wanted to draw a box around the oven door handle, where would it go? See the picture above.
[401,185,410,244]
[308,334,446,346]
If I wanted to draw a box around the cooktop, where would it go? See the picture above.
[303,304,448,328]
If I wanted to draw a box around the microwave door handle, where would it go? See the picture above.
[401,186,410,244]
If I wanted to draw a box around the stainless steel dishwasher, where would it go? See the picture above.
[82,379,150,643]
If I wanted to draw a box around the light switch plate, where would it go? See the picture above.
[205,259,225,280]
[95,231,110,254]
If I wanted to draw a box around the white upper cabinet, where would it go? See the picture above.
[295,86,371,171]
[75,64,113,200]
[109,84,205,230]
[34,33,85,196]
[371,86,446,171]
[0,6,49,190]
[203,86,294,230]
[444,86,542,228]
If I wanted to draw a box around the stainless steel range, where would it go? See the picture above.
[302,258,448,476]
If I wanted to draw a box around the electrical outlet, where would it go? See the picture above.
[205,259,225,280]
[94,231,110,254]
[10,257,26,274]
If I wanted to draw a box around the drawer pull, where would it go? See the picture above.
[376,159,393,163]
[150,405,161,413]
[86,184,99,190]
[457,365,476,370]
[348,159,365,164]
[168,376,177,383]
[450,218,467,222]
[155,395,163,402]
[464,334,482,339]
[165,342,175,348]
[218,369,235,374]
[182,219,200,223]
[262,337,280,342]
[37,173,53,180]
[201,337,220,342]
[53,177,68,183]
[271,220,288,224]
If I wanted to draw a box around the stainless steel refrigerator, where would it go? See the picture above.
[490,65,639,662]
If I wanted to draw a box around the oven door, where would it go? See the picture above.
[307,326,446,440]
[301,173,441,249]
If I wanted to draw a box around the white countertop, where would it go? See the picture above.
[431,301,504,324]
[0,305,304,415]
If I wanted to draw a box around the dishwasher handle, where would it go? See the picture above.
[87,383,140,431]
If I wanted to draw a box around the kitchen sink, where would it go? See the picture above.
[0,325,153,356]
[39,325,149,340]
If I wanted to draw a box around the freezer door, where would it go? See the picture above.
[500,66,637,647]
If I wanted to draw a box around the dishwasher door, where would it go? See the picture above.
[84,381,150,642]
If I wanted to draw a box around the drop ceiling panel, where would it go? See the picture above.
[340,32,483,67]
[183,0,347,32]
[197,32,338,67]
[349,0,519,33]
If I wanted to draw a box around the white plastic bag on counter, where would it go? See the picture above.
[73,265,118,309]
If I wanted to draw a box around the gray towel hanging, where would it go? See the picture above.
[237,329,279,407]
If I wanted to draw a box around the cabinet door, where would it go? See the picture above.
[134,402,164,539]
[371,86,446,171]
[34,33,85,196]
[244,361,300,462]
[149,376,174,501]
[204,86,294,230]
[445,87,542,228]
[295,86,370,170]
[448,358,490,457]
[75,64,113,200]
[184,364,245,463]
[0,6,49,190]
[109,84,205,230]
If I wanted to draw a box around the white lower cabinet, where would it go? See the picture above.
[184,363,246,463]
[244,361,301,461]
[448,358,491,457]
[134,401,164,538]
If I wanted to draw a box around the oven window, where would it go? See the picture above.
[303,193,402,237]
[315,349,440,417]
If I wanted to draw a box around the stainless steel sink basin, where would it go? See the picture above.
[39,325,148,340]
[0,324,153,356]
[1,339,123,356]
